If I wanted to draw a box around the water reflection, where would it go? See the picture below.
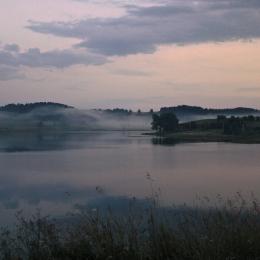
[0,131,260,225]
[0,183,99,209]
[0,132,99,152]
[0,131,149,153]
[152,137,180,145]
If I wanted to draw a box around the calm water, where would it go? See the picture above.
[0,131,260,224]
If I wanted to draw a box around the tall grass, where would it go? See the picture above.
[1,193,260,259]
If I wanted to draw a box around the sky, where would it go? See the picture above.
[0,0,260,110]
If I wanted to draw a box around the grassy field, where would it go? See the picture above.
[1,194,260,259]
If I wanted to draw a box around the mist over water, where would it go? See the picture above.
[2,107,259,133]
[0,131,260,225]
[0,108,152,131]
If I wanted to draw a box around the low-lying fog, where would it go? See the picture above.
[0,108,152,131]
[0,107,259,132]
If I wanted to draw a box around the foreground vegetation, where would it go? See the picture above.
[1,194,260,259]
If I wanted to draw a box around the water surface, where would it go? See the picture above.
[0,131,259,224]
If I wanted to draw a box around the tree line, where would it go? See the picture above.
[152,111,260,136]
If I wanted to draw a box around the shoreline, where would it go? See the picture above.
[144,130,260,144]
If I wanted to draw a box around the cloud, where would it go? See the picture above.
[0,46,108,69]
[72,0,164,5]
[3,44,20,53]
[0,44,108,81]
[0,66,25,81]
[27,0,260,56]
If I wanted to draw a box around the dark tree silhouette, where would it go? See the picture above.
[104,108,132,116]
[152,112,179,134]
[223,116,244,135]
[160,105,259,116]
[152,114,161,133]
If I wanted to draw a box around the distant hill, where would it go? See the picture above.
[160,105,260,116]
[1,103,259,116]
[1,103,259,132]
[0,102,73,114]
[0,102,97,131]
[0,102,150,131]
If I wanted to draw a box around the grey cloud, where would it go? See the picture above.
[127,4,195,16]
[73,0,165,5]
[210,0,260,10]
[27,0,260,56]
[4,44,20,53]
[0,47,108,69]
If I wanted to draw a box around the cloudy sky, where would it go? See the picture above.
[0,0,260,110]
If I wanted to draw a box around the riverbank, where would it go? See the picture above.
[1,195,260,259]
[149,130,260,144]
[148,116,260,144]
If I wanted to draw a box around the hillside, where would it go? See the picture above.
[0,102,150,132]
[0,102,73,114]
[160,105,260,116]
[1,103,260,133]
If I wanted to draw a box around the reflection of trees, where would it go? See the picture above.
[0,132,100,152]
[152,137,178,146]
